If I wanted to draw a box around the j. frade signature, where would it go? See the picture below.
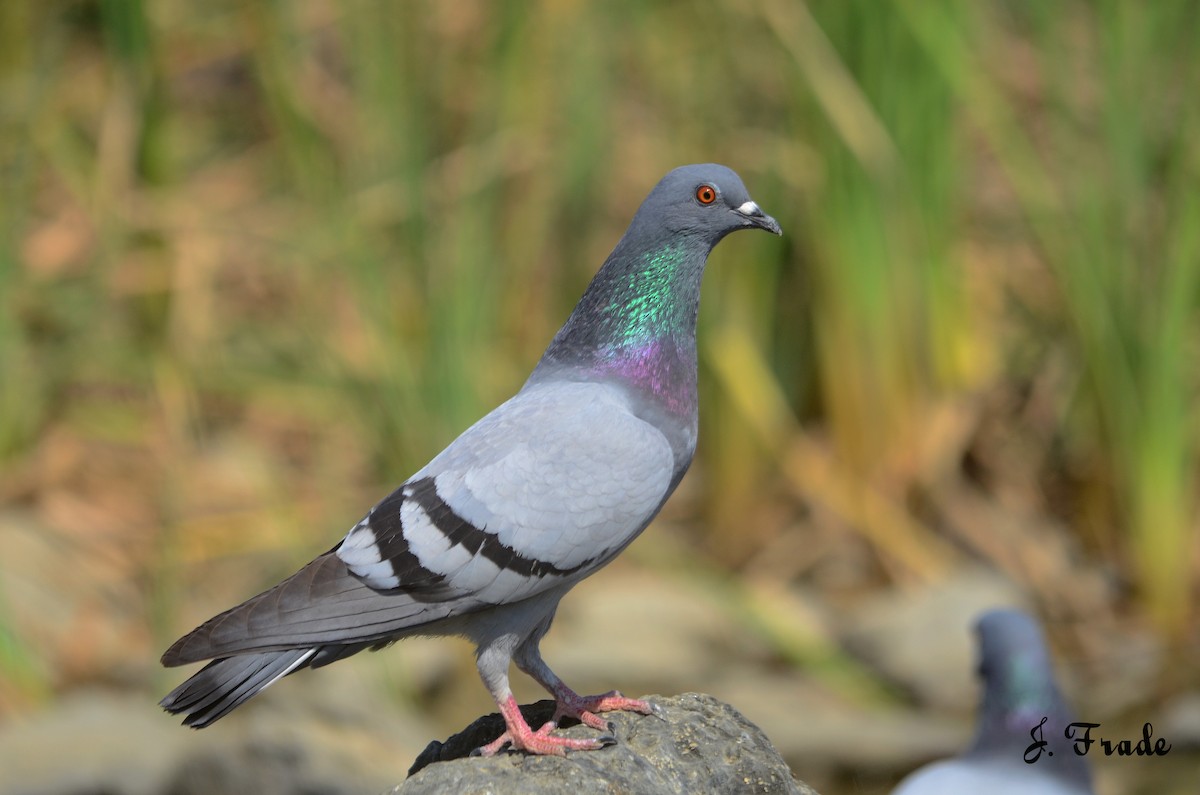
[1025,717,1171,762]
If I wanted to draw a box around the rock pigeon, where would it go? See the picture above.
[160,164,782,756]
[891,609,1094,794]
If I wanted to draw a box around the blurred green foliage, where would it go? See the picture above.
[0,0,1197,707]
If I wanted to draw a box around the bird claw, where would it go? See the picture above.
[552,690,657,727]
[476,695,621,758]
[471,735,513,757]
[476,730,612,757]
[472,691,655,757]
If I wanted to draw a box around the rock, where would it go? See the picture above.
[391,693,817,795]
[1162,691,1200,750]
[0,689,190,795]
[0,670,426,795]
[716,673,967,774]
[159,659,427,795]
[838,567,1028,712]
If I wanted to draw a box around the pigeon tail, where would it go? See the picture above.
[160,648,317,727]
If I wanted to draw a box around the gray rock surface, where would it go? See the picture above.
[0,690,190,795]
[0,679,422,795]
[838,567,1028,712]
[392,692,816,795]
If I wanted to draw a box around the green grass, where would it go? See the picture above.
[900,0,1200,632]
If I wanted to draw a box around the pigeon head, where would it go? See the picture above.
[634,163,782,243]
[533,164,780,423]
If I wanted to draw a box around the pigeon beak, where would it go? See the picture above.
[734,200,782,236]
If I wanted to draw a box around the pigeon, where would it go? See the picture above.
[160,163,782,756]
[891,609,1094,794]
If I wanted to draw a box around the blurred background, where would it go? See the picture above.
[0,1,1197,793]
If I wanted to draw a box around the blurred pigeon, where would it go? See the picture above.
[891,609,1094,794]
[160,164,781,756]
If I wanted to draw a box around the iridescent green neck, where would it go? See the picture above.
[981,652,1062,740]
[602,243,697,346]
[533,240,709,414]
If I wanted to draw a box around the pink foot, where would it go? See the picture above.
[473,695,617,757]
[551,688,658,732]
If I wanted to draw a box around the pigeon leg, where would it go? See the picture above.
[473,634,615,756]
[514,637,657,732]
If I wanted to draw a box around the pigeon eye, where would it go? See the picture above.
[696,185,717,205]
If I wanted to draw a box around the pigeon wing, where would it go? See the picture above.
[340,379,677,604]
[163,380,676,665]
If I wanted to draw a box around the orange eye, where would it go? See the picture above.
[696,185,717,205]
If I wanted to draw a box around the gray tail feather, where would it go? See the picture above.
[160,648,316,728]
